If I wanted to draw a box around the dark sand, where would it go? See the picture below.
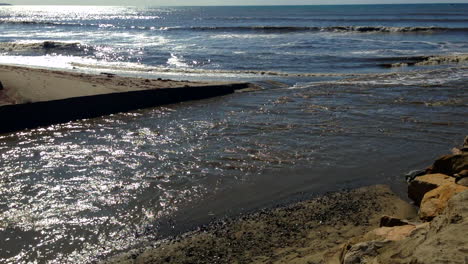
[103,185,416,264]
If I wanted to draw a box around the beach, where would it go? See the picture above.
[0,64,255,106]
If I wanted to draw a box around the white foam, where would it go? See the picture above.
[166,53,189,68]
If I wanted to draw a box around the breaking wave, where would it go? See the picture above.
[1,19,468,34]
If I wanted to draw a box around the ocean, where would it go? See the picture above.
[0,4,467,263]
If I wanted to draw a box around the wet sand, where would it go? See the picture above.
[103,185,417,264]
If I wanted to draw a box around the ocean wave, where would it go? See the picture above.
[0,20,83,26]
[69,62,368,77]
[2,20,467,34]
[163,26,466,33]
[203,16,468,23]
[0,41,93,55]
[290,66,468,89]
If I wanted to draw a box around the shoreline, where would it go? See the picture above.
[0,64,257,133]
[103,139,468,264]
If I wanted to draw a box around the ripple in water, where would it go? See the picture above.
[0,67,467,263]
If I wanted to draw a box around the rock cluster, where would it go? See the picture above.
[327,137,468,264]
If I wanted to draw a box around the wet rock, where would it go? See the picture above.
[408,173,454,205]
[419,183,468,221]
[426,153,468,176]
[379,216,410,227]
[404,169,426,182]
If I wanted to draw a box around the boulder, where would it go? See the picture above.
[419,183,468,221]
[408,173,454,205]
[426,153,468,176]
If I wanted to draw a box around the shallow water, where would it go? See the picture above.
[0,4,468,263]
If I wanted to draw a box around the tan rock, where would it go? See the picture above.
[370,190,468,264]
[363,225,416,241]
[419,183,468,221]
[408,173,454,205]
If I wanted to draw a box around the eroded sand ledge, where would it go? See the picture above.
[0,65,256,133]
[104,138,468,264]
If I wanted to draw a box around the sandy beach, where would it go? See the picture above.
[0,64,254,106]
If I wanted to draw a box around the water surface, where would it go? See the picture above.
[0,4,467,263]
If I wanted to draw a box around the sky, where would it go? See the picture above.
[2,0,468,5]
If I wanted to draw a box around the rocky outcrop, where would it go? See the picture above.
[328,137,468,264]
[408,173,454,205]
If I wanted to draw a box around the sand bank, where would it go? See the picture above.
[0,65,256,133]
[0,64,254,106]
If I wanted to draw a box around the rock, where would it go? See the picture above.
[451,147,463,155]
[419,183,468,221]
[379,216,410,227]
[404,169,426,182]
[0,80,3,90]
[426,153,468,176]
[462,136,468,152]
[371,190,468,264]
[456,177,468,187]
[343,240,390,264]
[408,173,455,205]
[363,225,416,241]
